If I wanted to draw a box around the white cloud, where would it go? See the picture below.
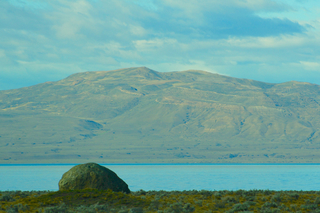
[0,49,6,58]
[299,61,320,71]
[235,0,289,11]
[133,38,178,51]
[224,35,307,48]
[129,25,148,36]
[47,0,95,39]
[1,0,320,90]
[7,0,48,10]
[160,0,290,13]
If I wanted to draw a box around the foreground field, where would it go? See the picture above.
[1,189,320,212]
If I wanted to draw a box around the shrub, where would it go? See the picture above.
[315,197,320,204]
[199,190,213,197]
[194,200,203,207]
[260,208,280,213]
[4,189,320,213]
[0,194,13,202]
[244,201,256,206]
[162,202,185,213]
[214,201,225,209]
[108,208,118,213]
[278,203,289,211]
[183,203,195,213]
[271,194,281,202]
[91,202,109,212]
[5,203,29,213]
[235,190,245,196]
[42,203,69,213]
[148,200,160,211]
[226,203,250,213]
[5,206,18,213]
[301,204,318,210]
[134,190,147,196]
[289,193,299,200]
[260,196,267,201]
[221,196,238,204]
[213,191,222,199]
[129,207,143,213]
[74,205,96,213]
[261,190,273,196]
[245,196,255,201]
[262,201,278,208]
[290,204,298,211]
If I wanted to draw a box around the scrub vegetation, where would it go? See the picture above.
[1,189,320,212]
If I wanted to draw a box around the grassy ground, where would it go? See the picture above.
[1,189,320,212]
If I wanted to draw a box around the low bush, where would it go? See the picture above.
[1,189,320,212]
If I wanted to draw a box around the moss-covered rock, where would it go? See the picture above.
[58,163,130,193]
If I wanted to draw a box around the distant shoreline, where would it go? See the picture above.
[2,163,320,166]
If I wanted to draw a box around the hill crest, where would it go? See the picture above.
[1,67,320,164]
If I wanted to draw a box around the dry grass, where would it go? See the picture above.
[1,189,320,212]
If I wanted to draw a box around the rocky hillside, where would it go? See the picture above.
[1,67,320,163]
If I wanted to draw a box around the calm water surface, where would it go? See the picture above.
[1,164,320,191]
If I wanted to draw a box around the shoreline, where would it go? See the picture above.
[2,163,320,166]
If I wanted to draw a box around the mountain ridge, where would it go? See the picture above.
[1,67,320,164]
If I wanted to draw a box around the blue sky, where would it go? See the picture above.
[1,0,320,90]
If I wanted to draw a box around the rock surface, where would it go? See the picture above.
[58,162,130,193]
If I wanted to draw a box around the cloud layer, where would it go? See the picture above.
[1,0,320,89]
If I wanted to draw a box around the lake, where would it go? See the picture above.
[1,164,320,191]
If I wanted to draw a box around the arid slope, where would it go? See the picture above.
[1,67,320,163]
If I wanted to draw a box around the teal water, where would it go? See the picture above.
[1,164,320,191]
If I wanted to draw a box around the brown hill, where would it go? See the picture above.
[1,67,320,163]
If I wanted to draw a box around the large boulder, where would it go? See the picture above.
[58,162,130,193]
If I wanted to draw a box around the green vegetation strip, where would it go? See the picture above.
[1,189,320,212]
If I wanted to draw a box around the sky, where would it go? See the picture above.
[1,0,320,90]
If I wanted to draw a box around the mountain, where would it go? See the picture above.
[1,67,320,164]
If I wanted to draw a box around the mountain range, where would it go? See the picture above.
[1,67,320,164]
